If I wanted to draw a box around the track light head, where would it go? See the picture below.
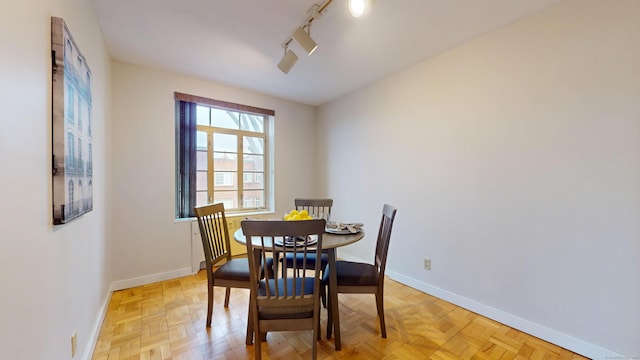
[292,26,318,55]
[277,46,298,74]
[274,0,335,72]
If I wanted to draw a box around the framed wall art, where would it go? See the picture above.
[51,17,93,225]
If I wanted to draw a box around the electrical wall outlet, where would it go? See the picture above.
[71,331,77,358]
[423,258,431,271]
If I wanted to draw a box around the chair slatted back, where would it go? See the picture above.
[294,198,333,221]
[241,219,326,310]
[195,203,232,269]
[374,204,397,282]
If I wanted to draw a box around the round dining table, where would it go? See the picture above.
[233,226,364,351]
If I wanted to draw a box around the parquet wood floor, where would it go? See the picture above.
[92,270,589,359]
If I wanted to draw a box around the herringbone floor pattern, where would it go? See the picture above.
[92,270,589,359]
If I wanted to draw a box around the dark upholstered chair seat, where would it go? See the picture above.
[283,252,328,270]
[258,277,317,296]
[323,261,378,286]
[211,258,252,282]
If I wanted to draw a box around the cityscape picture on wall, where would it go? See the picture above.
[51,17,93,225]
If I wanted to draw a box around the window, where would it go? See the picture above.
[175,92,274,218]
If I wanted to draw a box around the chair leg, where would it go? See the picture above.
[206,283,213,327]
[375,291,386,338]
[312,328,318,359]
[245,306,253,345]
[254,330,262,360]
[316,301,322,341]
[224,287,231,307]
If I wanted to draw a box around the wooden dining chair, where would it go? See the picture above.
[241,218,326,360]
[194,203,252,340]
[323,204,397,338]
[281,198,333,274]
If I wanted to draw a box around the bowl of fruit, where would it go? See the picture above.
[283,209,313,221]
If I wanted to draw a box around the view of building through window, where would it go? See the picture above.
[195,105,267,212]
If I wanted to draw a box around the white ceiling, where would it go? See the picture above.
[91,0,561,106]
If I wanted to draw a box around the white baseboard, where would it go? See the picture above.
[83,268,193,359]
[85,260,624,360]
[111,267,194,291]
[335,250,621,360]
[81,289,112,360]
[386,270,623,360]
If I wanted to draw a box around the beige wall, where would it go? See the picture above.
[110,62,318,286]
[318,0,639,358]
[0,0,112,359]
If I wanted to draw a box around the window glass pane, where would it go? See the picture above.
[214,191,237,209]
[244,136,264,155]
[196,150,207,170]
[243,154,263,172]
[243,172,264,190]
[244,190,264,208]
[213,133,237,153]
[196,191,208,207]
[214,171,237,189]
[196,171,207,191]
[211,108,239,129]
[213,152,237,171]
[196,105,210,126]
[196,131,207,151]
[240,114,264,133]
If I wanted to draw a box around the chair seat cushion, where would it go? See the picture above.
[282,252,328,269]
[323,261,378,286]
[258,277,317,297]
[212,258,251,282]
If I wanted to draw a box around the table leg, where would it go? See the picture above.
[326,248,341,350]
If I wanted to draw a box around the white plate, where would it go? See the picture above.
[274,235,318,247]
[325,227,361,235]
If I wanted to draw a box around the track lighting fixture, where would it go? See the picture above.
[277,42,298,74]
[276,0,376,74]
[292,26,318,55]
